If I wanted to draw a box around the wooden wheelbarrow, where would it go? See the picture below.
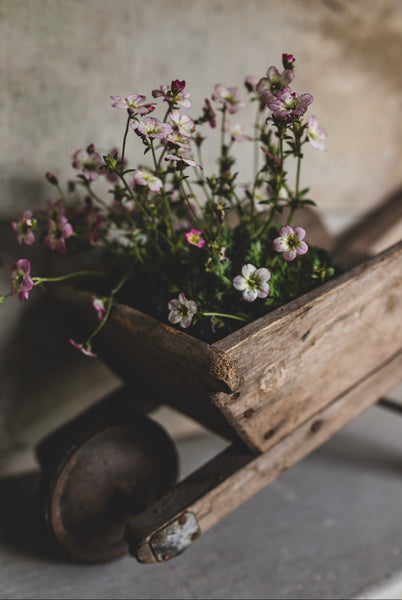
[36,191,402,564]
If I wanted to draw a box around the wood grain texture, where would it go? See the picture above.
[127,349,402,563]
[213,242,402,452]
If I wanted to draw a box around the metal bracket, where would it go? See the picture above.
[150,512,201,562]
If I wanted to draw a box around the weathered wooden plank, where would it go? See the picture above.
[213,242,402,452]
[126,349,402,564]
[54,286,242,397]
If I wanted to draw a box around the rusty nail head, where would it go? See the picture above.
[178,514,187,526]
[232,391,241,400]
[264,428,276,440]
[311,419,323,434]
[244,408,254,419]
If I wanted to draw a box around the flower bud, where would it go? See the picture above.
[45,172,58,186]
[282,53,295,70]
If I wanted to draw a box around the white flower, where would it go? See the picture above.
[233,264,271,302]
[132,169,163,192]
[307,116,327,151]
[168,293,198,328]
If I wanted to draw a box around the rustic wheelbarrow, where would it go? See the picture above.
[36,191,402,564]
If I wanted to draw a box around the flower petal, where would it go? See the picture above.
[293,226,306,241]
[233,275,247,291]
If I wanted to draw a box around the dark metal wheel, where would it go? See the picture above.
[37,400,178,564]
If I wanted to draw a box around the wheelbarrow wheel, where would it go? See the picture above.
[37,408,178,564]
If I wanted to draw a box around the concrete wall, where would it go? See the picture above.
[1,0,401,472]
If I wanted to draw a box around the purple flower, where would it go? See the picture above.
[164,154,202,170]
[200,98,217,128]
[244,75,258,93]
[268,90,313,120]
[9,259,34,302]
[110,94,155,115]
[46,199,66,221]
[307,116,327,151]
[133,117,173,141]
[233,264,271,302]
[45,216,74,253]
[168,293,198,328]
[69,338,98,358]
[92,298,106,321]
[273,225,308,261]
[212,84,246,115]
[256,66,294,104]
[11,210,37,246]
[169,110,195,137]
[70,146,103,182]
[152,80,192,109]
[165,132,191,151]
[185,228,206,248]
[132,168,163,192]
[86,209,104,243]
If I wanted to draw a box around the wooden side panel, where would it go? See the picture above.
[213,242,402,452]
[127,349,402,564]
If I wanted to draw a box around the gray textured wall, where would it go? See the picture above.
[1,0,401,472]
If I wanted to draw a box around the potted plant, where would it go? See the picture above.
[4,54,402,563]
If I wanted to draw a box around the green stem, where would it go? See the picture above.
[203,312,247,322]
[87,267,132,347]
[179,173,202,229]
[121,114,132,163]
[32,270,108,285]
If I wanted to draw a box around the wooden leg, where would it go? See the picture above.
[126,350,402,564]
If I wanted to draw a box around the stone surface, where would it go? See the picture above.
[0,403,401,599]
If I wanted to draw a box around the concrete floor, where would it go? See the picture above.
[0,390,401,600]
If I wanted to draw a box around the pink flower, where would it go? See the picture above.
[86,209,104,243]
[200,98,217,128]
[9,259,34,302]
[11,210,37,245]
[45,216,74,253]
[92,298,106,321]
[244,75,258,93]
[133,117,173,140]
[110,94,155,115]
[168,293,198,328]
[256,66,294,104]
[132,169,163,192]
[69,338,98,358]
[185,228,206,248]
[273,225,308,261]
[225,122,253,142]
[233,264,271,302]
[268,90,313,120]
[212,84,246,115]
[307,116,327,151]
[152,80,192,109]
[70,146,103,182]
[46,199,66,221]
[169,110,195,137]
[165,132,191,151]
[165,154,202,170]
